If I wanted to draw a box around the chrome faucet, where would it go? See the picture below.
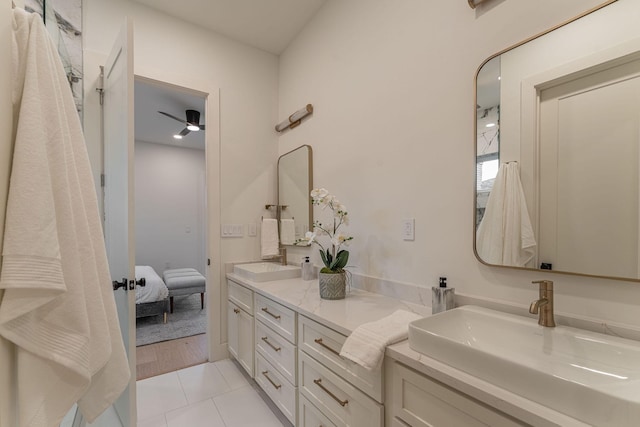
[529,280,555,327]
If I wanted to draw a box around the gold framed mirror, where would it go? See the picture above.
[473,0,640,281]
[277,145,313,245]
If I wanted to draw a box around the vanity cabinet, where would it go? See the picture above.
[227,279,254,377]
[253,293,298,425]
[385,359,525,427]
[298,315,384,427]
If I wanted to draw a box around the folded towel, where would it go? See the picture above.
[261,218,280,258]
[340,310,422,371]
[280,219,296,245]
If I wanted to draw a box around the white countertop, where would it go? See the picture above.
[227,270,589,426]
[226,272,431,336]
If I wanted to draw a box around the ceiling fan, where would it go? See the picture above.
[158,109,205,139]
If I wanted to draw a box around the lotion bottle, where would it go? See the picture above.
[301,256,314,280]
[432,277,455,314]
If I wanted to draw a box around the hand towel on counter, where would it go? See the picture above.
[280,219,296,245]
[261,218,280,258]
[0,9,129,427]
[339,310,422,371]
[476,162,537,267]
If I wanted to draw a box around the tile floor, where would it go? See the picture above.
[137,359,289,427]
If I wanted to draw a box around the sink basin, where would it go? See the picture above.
[233,262,301,282]
[408,305,640,426]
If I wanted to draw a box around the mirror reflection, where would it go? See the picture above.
[474,0,640,281]
[278,145,313,245]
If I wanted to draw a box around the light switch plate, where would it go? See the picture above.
[221,224,244,238]
[248,223,257,237]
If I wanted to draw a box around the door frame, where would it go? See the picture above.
[134,70,223,361]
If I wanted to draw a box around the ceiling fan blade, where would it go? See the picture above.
[198,124,205,130]
[178,127,191,137]
[158,111,187,125]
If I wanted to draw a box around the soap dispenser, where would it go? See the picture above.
[301,256,314,281]
[432,277,455,314]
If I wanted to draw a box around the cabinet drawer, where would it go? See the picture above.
[256,319,297,385]
[228,279,253,313]
[255,293,296,344]
[255,352,297,425]
[299,315,383,402]
[391,361,524,427]
[299,394,337,427]
[299,351,383,427]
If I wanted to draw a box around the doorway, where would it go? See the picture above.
[133,78,209,380]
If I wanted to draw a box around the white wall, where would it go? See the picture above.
[278,0,640,328]
[82,0,279,265]
[135,141,206,275]
[82,0,280,359]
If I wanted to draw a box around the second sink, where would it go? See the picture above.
[408,305,640,427]
[233,262,301,282]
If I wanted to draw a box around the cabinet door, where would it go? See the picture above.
[228,301,254,377]
[227,301,239,359]
[237,305,255,377]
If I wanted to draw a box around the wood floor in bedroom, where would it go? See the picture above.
[136,333,208,380]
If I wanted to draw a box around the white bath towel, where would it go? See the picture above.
[340,310,422,371]
[476,162,537,267]
[280,219,296,245]
[261,218,280,258]
[0,9,129,427]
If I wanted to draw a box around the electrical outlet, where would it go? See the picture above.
[402,218,415,241]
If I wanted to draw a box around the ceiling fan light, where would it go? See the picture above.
[187,124,200,131]
[173,134,183,139]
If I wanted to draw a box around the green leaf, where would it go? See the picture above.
[330,250,349,270]
[319,249,329,268]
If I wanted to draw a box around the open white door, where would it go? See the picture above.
[103,18,136,427]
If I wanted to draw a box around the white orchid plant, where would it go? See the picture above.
[296,188,354,273]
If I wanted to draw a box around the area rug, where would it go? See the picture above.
[136,293,206,346]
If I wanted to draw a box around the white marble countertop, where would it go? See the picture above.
[227,269,593,426]
[226,272,431,336]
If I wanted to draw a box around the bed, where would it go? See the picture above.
[135,265,169,323]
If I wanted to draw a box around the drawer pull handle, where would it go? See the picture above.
[314,338,342,358]
[262,370,282,390]
[313,378,348,407]
[233,308,240,314]
[261,307,281,320]
[261,336,281,352]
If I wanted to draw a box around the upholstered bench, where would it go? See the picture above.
[163,268,206,313]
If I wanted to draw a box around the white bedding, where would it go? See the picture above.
[135,265,169,304]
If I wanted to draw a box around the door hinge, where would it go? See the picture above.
[207,258,211,266]
[96,65,104,106]
[100,173,105,188]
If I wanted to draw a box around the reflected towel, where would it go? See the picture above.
[0,9,129,426]
[476,162,536,267]
[280,219,296,245]
[340,310,422,371]
[261,218,280,258]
